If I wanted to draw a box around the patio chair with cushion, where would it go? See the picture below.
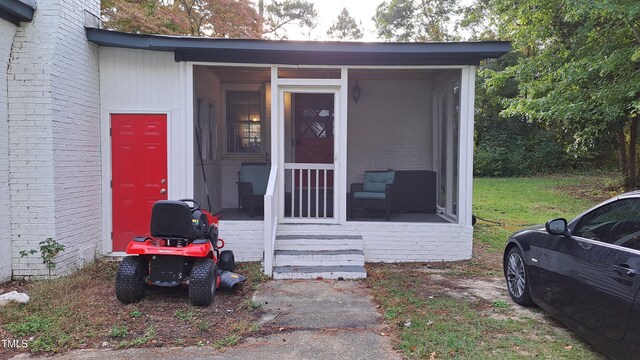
[237,162,270,218]
[349,170,397,221]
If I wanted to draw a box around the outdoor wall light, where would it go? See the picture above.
[352,81,361,104]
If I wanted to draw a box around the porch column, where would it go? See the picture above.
[338,68,349,223]
[459,66,476,227]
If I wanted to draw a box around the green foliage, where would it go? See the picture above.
[19,237,65,277]
[492,300,509,309]
[196,320,209,333]
[474,51,616,177]
[474,120,569,176]
[29,332,73,353]
[118,326,156,348]
[5,314,53,336]
[129,310,143,318]
[327,8,364,41]
[481,0,640,185]
[109,325,129,338]
[174,308,194,321]
[212,335,241,349]
[374,0,461,42]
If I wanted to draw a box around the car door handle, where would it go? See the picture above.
[611,264,637,277]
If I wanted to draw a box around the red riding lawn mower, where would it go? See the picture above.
[115,199,246,306]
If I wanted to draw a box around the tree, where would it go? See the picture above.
[485,0,640,187]
[327,8,364,41]
[203,0,262,38]
[101,0,262,38]
[101,0,190,35]
[373,0,460,42]
[458,0,498,41]
[262,0,318,40]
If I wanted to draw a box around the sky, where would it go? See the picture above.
[285,0,384,41]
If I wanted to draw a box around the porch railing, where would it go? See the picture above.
[263,165,278,276]
[284,163,334,219]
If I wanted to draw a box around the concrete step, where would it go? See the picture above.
[273,265,367,280]
[272,234,366,279]
[274,249,365,267]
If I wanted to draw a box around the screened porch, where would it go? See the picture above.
[191,65,465,224]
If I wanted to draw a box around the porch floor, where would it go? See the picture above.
[215,208,452,223]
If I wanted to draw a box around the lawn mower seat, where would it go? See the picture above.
[150,200,203,240]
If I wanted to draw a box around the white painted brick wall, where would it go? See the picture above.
[8,0,101,278]
[225,220,473,266]
[218,220,264,261]
[347,79,433,187]
[51,0,102,274]
[277,223,472,262]
[0,19,18,282]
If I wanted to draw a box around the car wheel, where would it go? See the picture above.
[505,247,533,306]
[189,259,216,306]
[115,256,148,304]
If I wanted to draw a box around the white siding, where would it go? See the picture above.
[223,221,472,263]
[9,0,102,278]
[0,19,17,282]
[99,47,193,253]
[347,79,433,187]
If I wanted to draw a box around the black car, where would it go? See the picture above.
[504,191,640,360]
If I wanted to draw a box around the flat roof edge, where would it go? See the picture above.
[0,0,36,24]
[86,28,511,65]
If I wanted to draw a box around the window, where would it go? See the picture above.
[226,90,262,154]
[574,199,640,250]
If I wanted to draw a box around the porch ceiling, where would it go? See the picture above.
[86,28,510,66]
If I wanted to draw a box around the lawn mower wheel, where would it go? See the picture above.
[115,256,148,304]
[219,250,235,271]
[189,258,217,306]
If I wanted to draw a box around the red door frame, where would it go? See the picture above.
[110,113,168,252]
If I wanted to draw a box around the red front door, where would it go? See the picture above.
[294,93,334,187]
[111,114,168,252]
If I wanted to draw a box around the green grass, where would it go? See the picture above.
[367,174,617,359]
[109,325,128,338]
[369,265,601,359]
[473,176,612,250]
[117,326,156,348]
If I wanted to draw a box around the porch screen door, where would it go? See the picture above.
[283,91,336,220]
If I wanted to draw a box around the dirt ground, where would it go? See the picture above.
[0,261,265,358]
[368,242,581,337]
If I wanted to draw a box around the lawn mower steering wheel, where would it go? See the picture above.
[178,199,201,211]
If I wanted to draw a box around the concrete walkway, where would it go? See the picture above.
[19,280,400,360]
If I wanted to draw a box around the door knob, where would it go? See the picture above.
[160,189,166,194]
[161,178,166,184]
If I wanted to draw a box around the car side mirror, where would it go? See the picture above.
[546,218,568,236]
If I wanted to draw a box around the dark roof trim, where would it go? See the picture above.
[86,28,511,66]
[0,0,36,25]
